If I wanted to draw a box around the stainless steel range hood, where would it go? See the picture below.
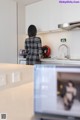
[58,21,80,30]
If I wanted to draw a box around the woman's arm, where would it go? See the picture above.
[38,38,42,58]
[25,39,29,54]
[25,39,28,50]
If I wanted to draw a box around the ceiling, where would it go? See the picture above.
[13,0,42,5]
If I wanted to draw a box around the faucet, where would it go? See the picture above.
[58,44,70,59]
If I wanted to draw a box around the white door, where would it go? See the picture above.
[0,0,17,63]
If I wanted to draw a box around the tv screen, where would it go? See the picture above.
[34,65,80,120]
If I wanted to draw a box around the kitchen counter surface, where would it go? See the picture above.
[18,57,80,65]
[41,58,80,65]
[18,57,26,61]
[18,57,26,64]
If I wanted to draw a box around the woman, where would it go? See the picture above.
[63,80,77,110]
[25,25,42,65]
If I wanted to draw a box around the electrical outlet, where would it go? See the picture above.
[12,72,21,83]
[60,38,66,42]
[0,74,6,86]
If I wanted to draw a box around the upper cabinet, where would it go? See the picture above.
[48,0,62,31]
[25,0,62,33]
[49,1,80,27]
[60,3,80,23]
[25,0,50,33]
[25,0,80,33]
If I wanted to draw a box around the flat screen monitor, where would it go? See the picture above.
[34,65,80,120]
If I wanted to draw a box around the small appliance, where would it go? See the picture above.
[19,49,27,58]
[42,45,51,58]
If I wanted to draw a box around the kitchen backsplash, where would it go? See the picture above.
[19,29,80,59]
[39,29,80,59]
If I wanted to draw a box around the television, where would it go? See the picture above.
[34,64,80,120]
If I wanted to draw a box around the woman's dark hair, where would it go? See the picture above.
[28,25,37,37]
[67,80,75,87]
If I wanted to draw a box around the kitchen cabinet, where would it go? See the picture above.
[25,0,50,33]
[48,0,80,30]
[25,0,62,33]
[59,3,80,24]
[25,0,80,33]
[48,0,62,30]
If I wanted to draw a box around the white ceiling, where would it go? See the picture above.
[13,0,42,5]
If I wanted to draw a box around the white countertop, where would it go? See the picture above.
[18,57,26,60]
[18,57,80,65]
[41,58,80,65]
[18,57,26,64]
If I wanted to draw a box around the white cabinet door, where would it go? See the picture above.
[49,1,80,29]
[48,0,62,30]
[25,0,80,33]
[25,0,62,32]
[59,4,80,23]
[25,0,49,33]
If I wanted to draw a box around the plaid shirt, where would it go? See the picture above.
[25,37,42,65]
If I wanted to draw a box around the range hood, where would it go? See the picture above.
[58,21,80,30]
